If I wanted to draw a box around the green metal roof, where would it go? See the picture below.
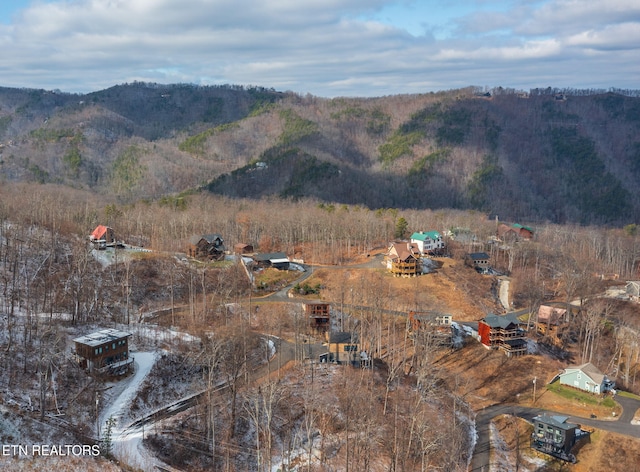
[410,231,441,241]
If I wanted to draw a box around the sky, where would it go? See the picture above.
[0,0,638,97]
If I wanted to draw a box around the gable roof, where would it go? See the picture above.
[90,225,111,240]
[481,313,517,329]
[511,223,533,233]
[387,242,419,261]
[469,252,490,260]
[538,305,567,325]
[189,233,223,245]
[561,362,606,385]
[410,231,441,242]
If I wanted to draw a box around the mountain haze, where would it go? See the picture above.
[1,82,639,225]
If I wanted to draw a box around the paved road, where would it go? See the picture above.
[469,397,640,471]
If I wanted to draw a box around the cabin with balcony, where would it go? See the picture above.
[531,414,590,463]
[385,242,421,277]
[478,314,527,357]
[73,328,133,376]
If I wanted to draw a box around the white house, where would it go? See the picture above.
[410,231,444,255]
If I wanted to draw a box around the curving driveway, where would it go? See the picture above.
[469,396,640,471]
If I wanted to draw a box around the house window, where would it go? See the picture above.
[113,343,116,350]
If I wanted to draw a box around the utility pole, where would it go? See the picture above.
[533,377,537,404]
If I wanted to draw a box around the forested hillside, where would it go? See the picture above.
[1,83,639,225]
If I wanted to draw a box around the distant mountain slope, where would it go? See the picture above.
[1,83,639,225]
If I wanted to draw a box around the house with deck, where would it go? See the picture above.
[73,328,133,376]
[537,305,568,341]
[478,314,527,357]
[531,414,590,463]
[385,242,421,277]
[188,234,226,260]
[304,301,331,332]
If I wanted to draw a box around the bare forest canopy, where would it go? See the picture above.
[1,82,640,226]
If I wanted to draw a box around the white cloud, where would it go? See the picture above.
[0,0,638,96]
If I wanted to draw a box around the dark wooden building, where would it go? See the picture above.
[304,301,331,331]
[531,414,590,463]
[478,314,527,357]
[73,328,133,376]
[234,243,254,255]
[188,234,225,260]
[253,252,290,270]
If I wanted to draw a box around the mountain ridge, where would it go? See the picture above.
[1,83,639,226]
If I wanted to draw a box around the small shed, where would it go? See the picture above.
[73,328,133,376]
[234,243,254,255]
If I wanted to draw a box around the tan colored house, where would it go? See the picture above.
[322,332,359,364]
[537,305,568,341]
[385,242,421,277]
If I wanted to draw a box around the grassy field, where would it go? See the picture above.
[546,381,616,408]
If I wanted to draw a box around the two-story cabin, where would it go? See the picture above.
[73,328,133,376]
[531,414,590,463]
[322,332,359,365]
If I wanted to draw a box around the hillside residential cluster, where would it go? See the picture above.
[76,218,624,467]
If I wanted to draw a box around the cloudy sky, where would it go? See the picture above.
[0,0,638,97]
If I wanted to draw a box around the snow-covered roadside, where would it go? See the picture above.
[98,351,171,471]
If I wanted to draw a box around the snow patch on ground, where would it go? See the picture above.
[98,351,168,471]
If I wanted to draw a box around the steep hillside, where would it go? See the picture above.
[1,83,639,225]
